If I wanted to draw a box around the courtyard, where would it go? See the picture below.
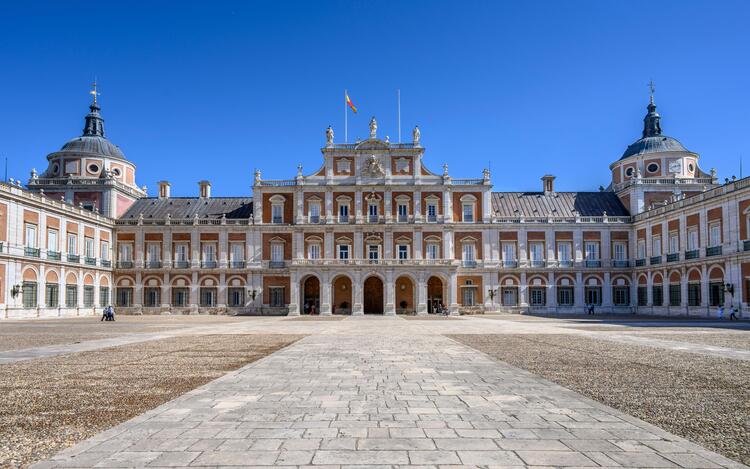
[0,314,747,468]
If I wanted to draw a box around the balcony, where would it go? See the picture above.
[529,259,545,268]
[308,215,320,224]
[117,261,134,269]
[272,216,283,224]
[230,260,246,269]
[338,215,349,224]
[462,260,478,268]
[557,260,574,268]
[85,257,97,266]
[67,254,80,263]
[667,253,680,263]
[47,250,61,261]
[462,215,474,223]
[744,240,750,252]
[502,260,518,268]
[268,260,286,269]
[173,260,190,269]
[635,258,646,267]
[584,259,601,268]
[427,214,437,223]
[368,215,380,223]
[649,255,662,266]
[706,246,722,257]
[201,260,218,268]
[25,247,41,257]
[685,249,700,260]
[100,259,112,267]
[397,214,408,223]
[146,260,162,269]
[612,259,630,268]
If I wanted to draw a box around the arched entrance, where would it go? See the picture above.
[427,276,444,314]
[363,276,384,314]
[332,275,352,315]
[301,276,320,314]
[395,276,415,314]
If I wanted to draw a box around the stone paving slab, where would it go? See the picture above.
[32,327,747,468]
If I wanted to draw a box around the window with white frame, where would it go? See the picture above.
[557,242,572,262]
[308,242,321,260]
[462,242,476,262]
[271,204,283,224]
[67,233,77,255]
[25,223,37,248]
[47,229,58,252]
[669,232,679,254]
[368,202,379,219]
[174,244,188,262]
[651,236,661,257]
[709,222,721,247]
[308,201,321,223]
[367,244,380,261]
[397,244,409,260]
[100,240,109,260]
[119,243,132,261]
[85,238,95,258]
[585,241,600,260]
[502,242,516,263]
[637,239,646,258]
[461,202,474,222]
[426,201,438,221]
[613,242,627,260]
[426,242,439,260]
[462,280,476,306]
[230,243,244,263]
[270,243,284,262]
[146,243,160,263]
[397,202,408,222]
[529,242,544,263]
[203,243,217,262]
[338,244,350,260]
[338,203,349,222]
[269,287,285,307]
[688,228,698,250]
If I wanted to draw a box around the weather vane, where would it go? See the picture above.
[89,78,100,104]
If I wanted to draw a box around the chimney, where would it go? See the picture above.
[541,174,555,194]
[157,181,171,199]
[198,180,211,198]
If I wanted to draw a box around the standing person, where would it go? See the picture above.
[730,307,739,321]
[717,306,724,320]
[101,306,108,322]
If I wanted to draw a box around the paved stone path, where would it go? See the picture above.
[32,323,746,468]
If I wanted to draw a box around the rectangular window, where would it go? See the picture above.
[688,283,701,306]
[175,244,188,262]
[308,243,321,260]
[368,203,378,218]
[309,203,321,223]
[47,229,58,251]
[85,238,95,258]
[269,287,285,307]
[99,287,109,307]
[25,224,37,248]
[172,288,189,307]
[709,282,724,307]
[652,285,663,306]
[669,284,681,306]
[271,204,283,224]
[203,244,216,262]
[529,242,544,262]
[230,243,244,262]
[613,242,627,260]
[529,287,546,306]
[688,229,699,250]
[67,233,77,255]
[228,287,245,307]
[557,242,571,262]
[585,287,602,305]
[119,243,132,261]
[397,244,409,260]
[557,287,574,306]
[637,286,648,306]
[338,244,350,260]
[65,285,77,308]
[199,288,216,307]
[426,243,439,260]
[585,242,600,260]
[637,239,646,258]
[368,245,380,261]
[613,287,630,306]
[270,243,284,261]
[427,203,437,221]
[652,236,662,257]
[462,204,474,222]
[144,287,160,307]
[462,287,476,306]
[22,282,37,308]
[100,240,109,261]
[502,287,518,306]
[669,232,679,254]
[46,283,59,307]
[462,243,476,261]
[502,243,516,261]
[116,287,133,307]
[83,285,95,307]
[709,223,721,247]
[339,204,349,222]
[397,203,408,221]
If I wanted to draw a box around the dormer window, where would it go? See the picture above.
[460,194,476,223]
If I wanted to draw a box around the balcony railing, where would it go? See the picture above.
[557,260,573,268]
[666,253,680,263]
[230,260,246,268]
[397,215,408,223]
[462,260,478,268]
[612,260,630,268]
[272,216,283,224]
[85,257,97,266]
[117,261,134,269]
[529,259,545,268]
[685,249,700,260]
[47,250,61,261]
[427,214,437,223]
[462,215,474,223]
[100,259,112,267]
[744,240,750,252]
[25,247,41,257]
[706,246,722,257]
[268,260,286,268]
[146,260,162,269]
[338,215,349,223]
[173,260,190,268]
[308,215,320,224]
[649,255,662,265]
[368,215,380,223]
[201,260,218,268]
[67,254,80,263]
[584,259,601,268]
[502,260,518,268]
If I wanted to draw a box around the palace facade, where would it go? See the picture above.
[2,91,749,319]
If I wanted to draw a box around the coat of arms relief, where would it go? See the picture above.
[361,154,385,178]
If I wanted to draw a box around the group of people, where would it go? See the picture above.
[716,306,740,320]
[100,305,115,321]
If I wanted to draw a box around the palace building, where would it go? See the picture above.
[2,89,749,319]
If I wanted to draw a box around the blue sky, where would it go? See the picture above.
[1,1,748,197]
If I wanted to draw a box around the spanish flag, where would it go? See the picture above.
[346,92,357,113]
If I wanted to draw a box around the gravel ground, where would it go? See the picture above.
[450,333,750,466]
[0,333,302,468]
[628,331,750,351]
[0,316,249,352]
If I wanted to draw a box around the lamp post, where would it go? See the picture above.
[487,288,497,312]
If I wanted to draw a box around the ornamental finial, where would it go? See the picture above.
[648,79,655,104]
[89,78,100,105]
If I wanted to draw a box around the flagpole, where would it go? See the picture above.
[397,89,401,143]
[344,89,348,143]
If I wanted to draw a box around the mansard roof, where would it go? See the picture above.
[120,197,253,220]
[491,192,629,218]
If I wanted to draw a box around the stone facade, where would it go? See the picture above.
[2,95,749,319]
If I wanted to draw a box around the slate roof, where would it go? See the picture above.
[120,197,253,220]
[491,192,629,217]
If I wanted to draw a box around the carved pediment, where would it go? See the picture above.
[361,155,385,178]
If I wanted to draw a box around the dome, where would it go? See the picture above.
[59,135,127,159]
[620,135,689,160]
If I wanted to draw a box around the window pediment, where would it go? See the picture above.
[269,194,286,203]
[459,194,477,202]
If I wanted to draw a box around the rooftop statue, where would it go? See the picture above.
[326,125,334,146]
[413,125,421,146]
[369,116,377,139]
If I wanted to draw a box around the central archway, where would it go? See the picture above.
[363,276,384,314]
[395,275,415,314]
[427,276,444,314]
[332,275,352,315]
[301,275,320,314]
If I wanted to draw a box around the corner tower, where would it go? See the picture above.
[27,83,145,218]
[609,89,717,214]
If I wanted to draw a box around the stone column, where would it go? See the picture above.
[189,271,199,312]
[547,271,556,311]
[134,270,143,310]
[355,189,363,223]
[519,271,528,307]
[414,229,423,260]
[288,270,300,315]
[384,270,396,315]
[320,272,332,315]
[575,271,584,310]
[161,272,170,309]
[444,229,454,259]
[219,231,228,269]
[384,190,392,223]
[352,271,364,315]
[601,230,611,265]
[603,272,611,311]
[646,272,653,306]
[295,190,304,224]
[413,190,422,223]
[354,230,363,260]
[700,264,709,310]
[518,229,528,267]
[448,271,459,315]
[163,230,172,269]
[573,230,583,265]
[416,272,427,315]
[325,190,333,224]
[218,272,227,308]
[443,189,453,223]
[190,231,200,268]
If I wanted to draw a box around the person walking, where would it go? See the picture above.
[730,307,739,321]
[717,306,724,320]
